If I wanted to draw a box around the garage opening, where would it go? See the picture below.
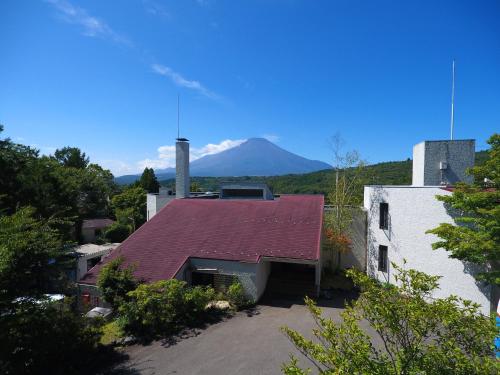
[265,262,317,298]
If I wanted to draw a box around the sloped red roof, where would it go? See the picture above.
[80,195,324,285]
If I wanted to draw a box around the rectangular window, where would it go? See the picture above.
[378,245,388,272]
[379,202,389,230]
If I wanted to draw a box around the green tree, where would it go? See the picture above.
[139,167,160,193]
[104,223,130,243]
[427,133,500,285]
[282,264,498,375]
[0,207,70,306]
[53,146,89,169]
[111,186,147,230]
[324,133,365,271]
[118,279,215,340]
[190,181,202,192]
[0,299,104,375]
[97,257,137,309]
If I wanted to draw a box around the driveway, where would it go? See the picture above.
[112,292,376,375]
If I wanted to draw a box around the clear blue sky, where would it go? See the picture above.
[1,0,499,176]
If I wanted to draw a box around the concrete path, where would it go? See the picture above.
[112,293,375,375]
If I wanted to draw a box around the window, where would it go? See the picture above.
[379,202,389,230]
[378,245,388,272]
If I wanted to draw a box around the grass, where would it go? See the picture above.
[100,320,123,345]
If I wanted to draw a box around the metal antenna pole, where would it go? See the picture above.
[450,60,455,140]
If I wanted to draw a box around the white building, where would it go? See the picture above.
[364,139,492,315]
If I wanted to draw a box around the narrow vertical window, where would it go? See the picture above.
[378,245,388,272]
[379,202,389,230]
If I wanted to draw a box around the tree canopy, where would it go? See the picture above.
[139,167,160,193]
[0,126,116,240]
[282,264,499,375]
[53,146,89,169]
[427,133,500,285]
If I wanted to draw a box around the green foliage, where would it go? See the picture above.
[226,281,247,308]
[156,151,488,199]
[0,207,70,306]
[111,186,146,231]
[118,279,215,340]
[0,299,104,375]
[190,181,202,192]
[428,133,500,285]
[0,127,116,239]
[104,222,130,243]
[282,264,499,375]
[53,146,89,169]
[97,257,137,309]
[139,167,160,193]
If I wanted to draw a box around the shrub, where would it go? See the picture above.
[227,281,247,309]
[104,223,130,243]
[117,279,215,340]
[0,300,104,375]
[97,257,137,309]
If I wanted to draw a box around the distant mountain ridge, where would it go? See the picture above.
[115,138,331,184]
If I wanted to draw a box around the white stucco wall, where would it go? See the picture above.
[146,193,174,221]
[183,258,270,302]
[364,186,491,315]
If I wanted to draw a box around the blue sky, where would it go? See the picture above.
[1,0,499,176]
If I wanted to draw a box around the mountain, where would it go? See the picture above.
[115,138,331,184]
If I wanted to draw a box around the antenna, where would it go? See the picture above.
[450,60,455,140]
[177,93,180,139]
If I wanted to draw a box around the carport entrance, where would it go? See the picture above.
[264,262,317,298]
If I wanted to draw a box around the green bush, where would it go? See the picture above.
[97,257,137,309]
[104,223,130,243]
[118,279,215,340]
[0,300,104,375]
[227,281,247,309]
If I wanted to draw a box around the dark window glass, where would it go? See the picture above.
[378,245,388,272]
[379,202,389,230]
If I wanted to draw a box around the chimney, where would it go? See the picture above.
[175,138,190,198]
[412,139,475,186]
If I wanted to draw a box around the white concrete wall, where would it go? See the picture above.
[146,193,174,221]
[364,186,491,315]
[187,258,269,302]
[412,142,426,186]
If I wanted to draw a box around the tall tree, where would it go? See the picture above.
[111,186,147,231]
[323,133,365,270]
[282,264,499,375]
[139,167,160,193]
[0,207,69,306]
[427,133,500,286]
[53,146,89,169]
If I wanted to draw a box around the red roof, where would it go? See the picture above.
[80,195,324,285]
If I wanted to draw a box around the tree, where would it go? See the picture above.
[111,186,147,230]
[118,279,215,340]
[97,257,137,309]
[104,223,130,243]
[427,133,500,286]
[0,207,70,306]
[53,146,89,169]
[0,299,104,375]
[190,181,202,192]
[282,264,499,375]
[323,133,365,270]
[139,167,160,193]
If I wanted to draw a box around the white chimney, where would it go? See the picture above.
[176,138,190,198]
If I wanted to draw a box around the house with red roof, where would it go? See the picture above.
[78,139,325,307]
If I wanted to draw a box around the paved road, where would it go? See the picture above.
[113,293,375,375]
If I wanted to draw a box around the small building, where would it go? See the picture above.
[81,218,114,243]
[74,243,119,281]
[364,139,493,315]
